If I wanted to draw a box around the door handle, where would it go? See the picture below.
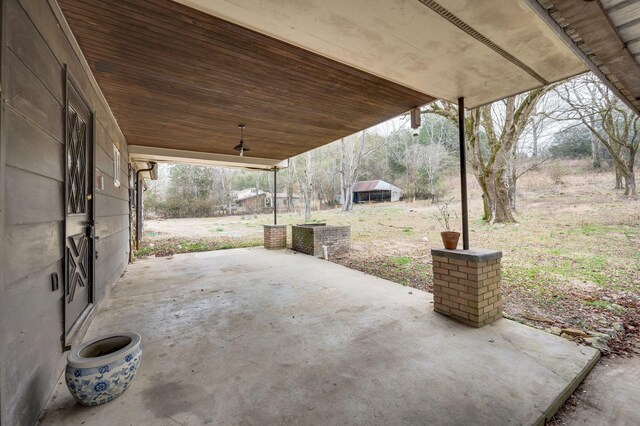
[86,219,95,238]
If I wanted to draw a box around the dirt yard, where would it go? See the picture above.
[140,164,640,356]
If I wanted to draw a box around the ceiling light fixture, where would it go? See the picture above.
[410,107,421,137]
[234,124,250,157]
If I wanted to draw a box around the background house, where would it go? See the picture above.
[273,192,301,212]
[235,189,301,214]
[234,189,268,214]
[352,180,402,203]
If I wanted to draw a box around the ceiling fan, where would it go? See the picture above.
[234,124,250,157]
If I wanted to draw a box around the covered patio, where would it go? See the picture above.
[3,0,637,423]
[39,249,598,425]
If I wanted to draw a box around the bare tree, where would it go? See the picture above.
[424,143,451,202]
[339,120,409,212]
[554,75,639,198]
[424,87,552,223]
[508,99,560,210]
[389,130,429,202]
[402,143,428,202]
[588,114,603,169]
[313,144,340,207]
[212,168,235,215]
[339,131,367,212]
[281,166,296,212]
[291,151,314,222]
[421,114,458,149]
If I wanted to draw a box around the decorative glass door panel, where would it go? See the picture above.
[64,79,94,340]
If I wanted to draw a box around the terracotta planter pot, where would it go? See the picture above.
[440,231,460,250]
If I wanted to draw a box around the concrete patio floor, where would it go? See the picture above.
[38,248,599,426]
[561,351,640,425]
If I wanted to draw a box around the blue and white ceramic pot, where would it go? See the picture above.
[65,332,142,406]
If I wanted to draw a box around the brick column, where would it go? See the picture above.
[431,248,502,327]
[264,225,287,249]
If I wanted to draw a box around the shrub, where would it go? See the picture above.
[547,163,568,185]
[549,126,592,159]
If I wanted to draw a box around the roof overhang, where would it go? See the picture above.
[57,0,589,165]
[174,0,588,107]
[528,0,640,114]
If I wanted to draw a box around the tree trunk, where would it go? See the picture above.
[483,170,516,224]
[591,138,602,169]
[509,178,517,212]
[340,171,353,212]
[628,148,637,198]
[303,191,312,222]
[625,172,637,198]
[589,116,602,169]
[305,153,313,221]
[340,172,353,212]
[285,168,293,212]
[291,153,314,221]
[339,133,368,213]
[339,138,354,212]
[508,144,517,211]
[621,167,637,198]
[477,175,491,221]
[615,166,624,190]
[255,174,260,215]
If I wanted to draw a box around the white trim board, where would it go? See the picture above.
[128,146,289,170]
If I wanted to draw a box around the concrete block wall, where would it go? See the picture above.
[431,249,502,327]
[292,224,351,257]
[263,225,287,249]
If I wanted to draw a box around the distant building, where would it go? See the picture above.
[235,189,268,214]
[352,180,402,203]
[234,189,301,214]
[273,192,302,212]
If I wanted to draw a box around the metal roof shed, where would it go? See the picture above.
[352,180,403,203]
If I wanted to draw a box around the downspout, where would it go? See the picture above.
[135,162,156,250]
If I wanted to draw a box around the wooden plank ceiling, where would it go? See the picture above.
[57,0,435,160]
[176,0,588,109]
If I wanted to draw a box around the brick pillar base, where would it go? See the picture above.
[264,225,287,249]
[431,248,502,327]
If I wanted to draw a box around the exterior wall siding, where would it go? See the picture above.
[0,0,6,422]
[0,0,130,424]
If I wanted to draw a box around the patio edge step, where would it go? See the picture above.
[536,348,601,426]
